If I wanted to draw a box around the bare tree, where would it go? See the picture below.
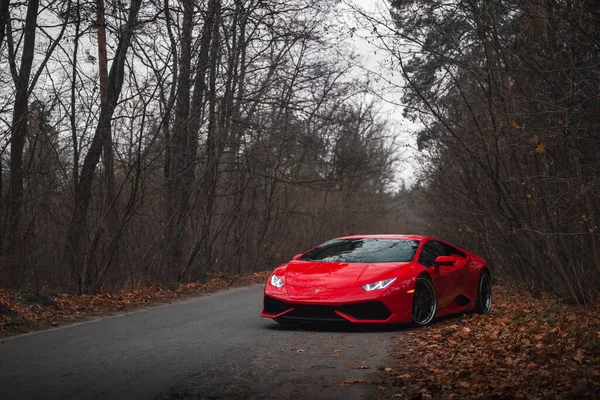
[63,0,143,293]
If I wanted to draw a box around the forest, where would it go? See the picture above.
[0,0,599,305]
[376,0,600,304]
[1,0,409,294]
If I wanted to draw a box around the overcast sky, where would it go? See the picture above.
[336,0,420,187]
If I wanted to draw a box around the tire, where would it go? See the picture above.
[412,276,437,326]
[475,270,492,314]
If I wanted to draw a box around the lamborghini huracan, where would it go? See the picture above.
[261,235,491,326]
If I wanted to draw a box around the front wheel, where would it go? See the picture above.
[412,276,437,326]
[475,271,492,314]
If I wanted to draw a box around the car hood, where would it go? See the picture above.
[283,260,409,289]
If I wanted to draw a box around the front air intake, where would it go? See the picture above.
[338,301,392,320]
[263,296,292,315]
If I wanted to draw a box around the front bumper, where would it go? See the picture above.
[262,295,392,322]
[261,282,414,323]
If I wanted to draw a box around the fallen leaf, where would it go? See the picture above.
[384,367,393,372]
[377,385,386,391]
[573,349,584,364]
[346,365,369,369]
[340,378,366,386]
[457,381,470,388]
[333,354,341,358]
[51,321,58,326]
[296,349,304,353]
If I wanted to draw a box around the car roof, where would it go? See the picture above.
[333,234,430,241]
[317,234,473,257]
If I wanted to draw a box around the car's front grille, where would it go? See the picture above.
[338,301,392,320]
[285,304,346,321]
[264,295,392,321]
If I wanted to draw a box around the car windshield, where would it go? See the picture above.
[299,238,420,263]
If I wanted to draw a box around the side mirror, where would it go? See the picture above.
[434,255,455,267]
[292,253,303,260]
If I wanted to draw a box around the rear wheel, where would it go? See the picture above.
[412,276,437,326]
[475,271,492,314]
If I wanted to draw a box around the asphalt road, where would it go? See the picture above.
[0,285,397,400]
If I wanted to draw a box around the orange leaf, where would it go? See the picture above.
[510,120,519,129]
[574,349,584,364]
[340,378,366,386]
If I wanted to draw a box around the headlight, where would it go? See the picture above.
[361,277,396,291]
[270,274,285,288]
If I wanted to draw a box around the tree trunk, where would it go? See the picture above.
[165,0,219,281]
[3,0,40,281]
[200,0,222,277]
[164,0,193,282]
[95,0,120,290]
[0,0,9,56]
[63,0,143,293]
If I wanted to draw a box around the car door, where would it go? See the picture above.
[418,241,447,307]
[438,242,469,305]
[418,241,463,310]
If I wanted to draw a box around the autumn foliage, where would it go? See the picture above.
[381,0,600,303]
[376,286,600,399]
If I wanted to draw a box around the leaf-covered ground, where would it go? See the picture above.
[375,286,600,399]
[0,272,270,338]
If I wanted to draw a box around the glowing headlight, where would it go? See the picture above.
[270,274,285,288]
[361,277,396,291]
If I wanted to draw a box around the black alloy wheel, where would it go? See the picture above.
[412,276,437,326]
[475,271,492,314]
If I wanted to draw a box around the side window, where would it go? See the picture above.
[418,242,435,267]
[418,241,446,267]
[440,242,467,259]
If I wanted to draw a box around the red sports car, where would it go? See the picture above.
[261,235,491,326]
